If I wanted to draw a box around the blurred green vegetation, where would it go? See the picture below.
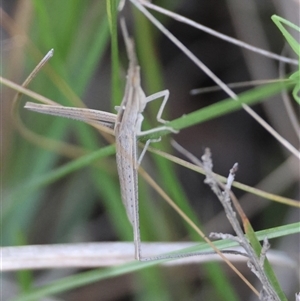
[1,1,298,300]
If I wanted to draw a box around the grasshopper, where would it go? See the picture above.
[25,20,177,261]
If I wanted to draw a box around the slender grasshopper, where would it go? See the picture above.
[25,20,177,261]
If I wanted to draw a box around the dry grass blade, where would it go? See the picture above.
[147,145,300,207]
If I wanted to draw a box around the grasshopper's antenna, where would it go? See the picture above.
[120,18,138,67]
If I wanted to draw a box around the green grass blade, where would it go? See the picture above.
[245,222,288,301]
[139,79,294,140]
[6,145,115,209]
[271,15,300,104]
[2,146,115,245]
[271,15,300,56]
[10,222,299,301]
[106,0,122,108]
[169,79,294,132]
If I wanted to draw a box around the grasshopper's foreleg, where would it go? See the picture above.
[145,89,171,124]
[144,89,178,134]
